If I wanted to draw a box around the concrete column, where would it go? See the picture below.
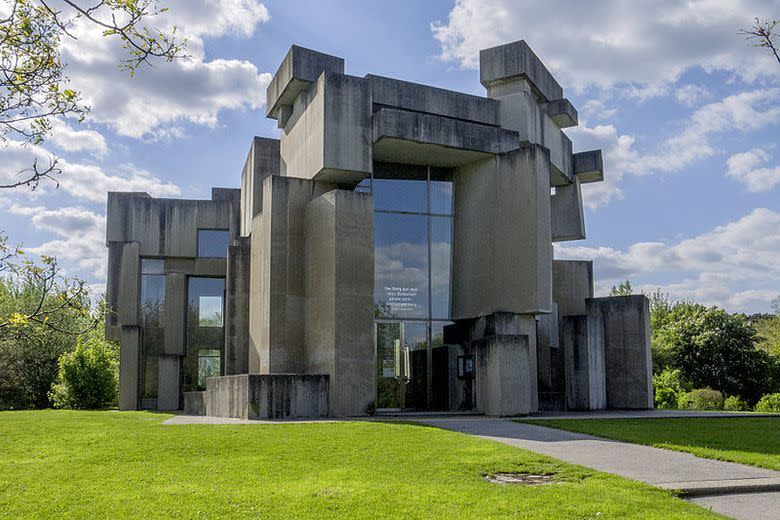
[562,315,606,410]
[240,137,280,236]
[474,334,531,416]
[587,296,654,409]
[225,237,250,374]
[118,326,140,410]
[163,272,186,356]
[303,189,375,416]
[157,355,180,411]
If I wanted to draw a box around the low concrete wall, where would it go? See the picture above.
[203,374,329,419]
[474,334,531,416]
[183,391,205,416]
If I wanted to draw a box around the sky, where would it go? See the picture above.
[1,0,779,313]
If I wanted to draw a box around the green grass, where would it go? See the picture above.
[0,411,719,519]
[524,417,780,471]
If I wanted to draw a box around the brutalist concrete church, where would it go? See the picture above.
[105,40,653,418]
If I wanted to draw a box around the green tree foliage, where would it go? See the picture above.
[609,279,633,296]
[724,395,751,412]
[1,0,187,189]
[50,327,117,409]
[654,303,773,404]
[678,388,724,411]
[652,368,688,409]
[755,393,780,413]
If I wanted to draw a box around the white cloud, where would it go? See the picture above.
[675,84,711,107]
[726,148,780,192]
[556,208,780,313]
[48,119,108,156]
[432,0,779,94]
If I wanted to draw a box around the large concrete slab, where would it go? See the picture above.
[240,137,279,236]
[480,40,563,101]
[691,492,780,520]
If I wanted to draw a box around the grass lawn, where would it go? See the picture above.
[0,411,720,519]
[524,417,780,472]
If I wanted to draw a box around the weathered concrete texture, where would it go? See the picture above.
[588,296,654,409]
[452,144,552,318]
[203,374,329,419]
[480,40,563,101]
[551,177,586,242]
[183,391,204,416]
[573,149,604,183]
[118,326,140,410]
[116,242,140,327]
[240,137,280,236]
[266,45,345,120]
[547,98,578,128]
[563,315,606,411]
[474,334,531,416]
[225,237,250,375]
[304,190,375,416]
[280,72,372,184]
[552,260,594,317]
[157,355,180,411]
[366,74,500,127]
[163,272,185,356]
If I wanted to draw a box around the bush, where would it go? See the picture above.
[50,331,118,409]
[653,369,688,409]
[724,395,751,411]
[755,393,780,413]
[679,388,724,411]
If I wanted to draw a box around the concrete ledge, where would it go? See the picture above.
[547,99,578,128]
[480,40,563,101]
[658,477,780,497]
[573,150,604,183]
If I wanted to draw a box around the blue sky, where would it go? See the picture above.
[1,0,779,313]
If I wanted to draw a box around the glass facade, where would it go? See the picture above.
[368,164,454,410]
[140,259,165,404]
[184,277,225,391]
[197,229,229,258]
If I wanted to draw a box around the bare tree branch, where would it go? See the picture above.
[740,18,780,65]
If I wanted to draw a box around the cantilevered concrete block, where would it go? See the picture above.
[573,150,604,183]
[280,72,372,183]
[562,315,606,411]
[266,45,344,121]
[480,40,563,102]
[118,326,140,410]
[163,272,186,355]
[366,74,500,126]
[551,177,586,242]
[304,189,375,416]
[547,99,578,128]
[553,260,594,317]
[157,355,180,411]
[474,334,532,416]
[587,296,653,409]
[452,144,552,318]
[240,137,280,236]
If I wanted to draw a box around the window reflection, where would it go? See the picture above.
[184,277,225,391]
[373,178,427,213]
[430,217,452,320]
[197,229,229,258]
[429,181,452,215]
[140,260,164,404]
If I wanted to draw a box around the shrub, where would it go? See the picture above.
[679,388,724,411]
[724,395,751,412]
[755,393,780,413]
[653,369,688,409]
[50,331,118,409]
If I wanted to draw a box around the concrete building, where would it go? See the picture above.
[106,40,653,418]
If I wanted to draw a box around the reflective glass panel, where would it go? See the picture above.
[141,258,164,274]
[376,322,402,409]
[197,349,221,388]
[140,274,165,327]
[430,181,453,215]
[197,229,229,258]
[184,277,225,391]
[430,217,452,319]
[403,322,428,410]
[199,296,223,327]
[374,213,429,319]
[373,179,427,213]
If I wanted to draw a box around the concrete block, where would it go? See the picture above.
[452,144,552,318]
[553,260,594,317]
[157,355,180,410]
[573,150,604,183]
[547,99,578,128]
[304,189,375,416]
[183,391,204,415]
[240,137,280,236]
[267,45,344,120]
[225,237,250,375]
[366,74,500,126]
[119,326,140,410]
[474,334,531,416]
[117,242,140,326]
[562,315,606,411]
[551,177,586,242]
[550,131,574,186]
[163,272,186,355]
[587,296,653,409]
[480,40,564,101]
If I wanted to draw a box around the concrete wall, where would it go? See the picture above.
[452,144,552,318]
[551,177,585,242]
[562,315,606,411]
[157,356,180,411]
[552,260,594,317]
[304,190,375,416]
[474,334,531,416]
[118,326,140,410]
[225,237,250,374]
[588,296,654,409]
[240,137,280,236]
[203,374,329,419]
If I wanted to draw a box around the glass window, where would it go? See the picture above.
[429,181,453,215]
[374,213,429,319]
[430,217,452,319]
[197,229,229,258]
[373,179,427,213]
[198,296,223,327]
[197,349,221,388]
[402,321,428,410]
[355,177,371,193]
[141,258,164,274]
[140,274,165,327]
[185,277,225,391]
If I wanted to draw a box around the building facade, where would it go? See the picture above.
[106,40,653,417]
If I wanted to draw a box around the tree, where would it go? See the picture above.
[740,18,780,65]
[609,279,633,296]
[1,0,187,189]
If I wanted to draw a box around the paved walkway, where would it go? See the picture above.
[414,417,780,520]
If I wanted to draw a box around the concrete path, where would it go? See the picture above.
[414,417,780,519]
[530,409,780,420]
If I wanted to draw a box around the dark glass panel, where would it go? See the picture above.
[403,322,428,410]
[142,355,158,399]
[141,258,164,274]
[376,322,402,409]
[430,216,452,320]
[184,277,225,391]
[140,274,165,327]
[197,229,229,258]
[374,213,429,319]
[373,178,427,213]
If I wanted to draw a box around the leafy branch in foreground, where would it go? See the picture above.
[740,17,780,65]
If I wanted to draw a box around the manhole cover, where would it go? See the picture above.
[485,472,557,485]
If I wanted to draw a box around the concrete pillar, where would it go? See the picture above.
[225,237,250,374]
[240,137,280,236]
[587,296,654,409]
[157,355,180,411]
[118,326,140,410]
[163,272,186,356]
[562,315,606,410]
[304,189,375,416]
[474,334,531,416]
[552,260,594,317]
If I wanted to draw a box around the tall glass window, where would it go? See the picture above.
[140,259,165,404]
[184,277,225,391]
